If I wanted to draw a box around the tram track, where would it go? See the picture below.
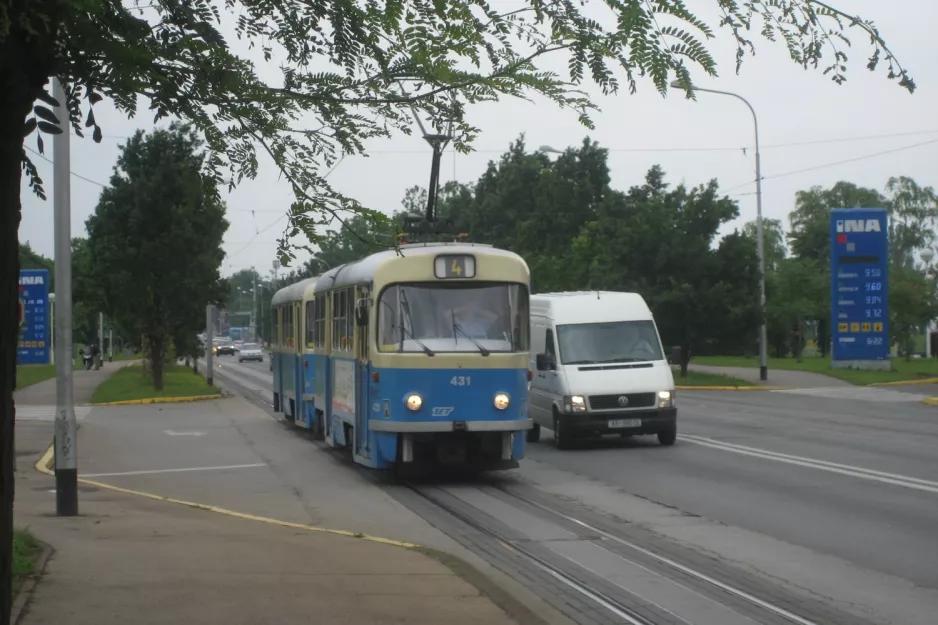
[399,477,878,625]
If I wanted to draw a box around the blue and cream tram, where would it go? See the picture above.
[270,242,533,470]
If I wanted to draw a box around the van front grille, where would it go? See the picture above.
[589,393,656,410]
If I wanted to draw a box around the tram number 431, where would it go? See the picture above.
[450,376,471,386]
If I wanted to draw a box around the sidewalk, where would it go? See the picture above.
[14,461,523,625]
[687,363,851,388]
[12,369,538,625]
[15,360,126,406]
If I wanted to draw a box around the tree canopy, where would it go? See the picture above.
[294,135,937,369]
[84,124,228,389]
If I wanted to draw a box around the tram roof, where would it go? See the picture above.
[270,276,319,307]
[314,242,523,292]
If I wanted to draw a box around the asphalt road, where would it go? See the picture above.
[211,357,938,624]
[526,387,938,588]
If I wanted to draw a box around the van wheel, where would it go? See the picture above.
[526,423,540,443]
[553,412,572,450]
[658,425,677,446]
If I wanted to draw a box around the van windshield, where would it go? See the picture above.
[556,320,663,364]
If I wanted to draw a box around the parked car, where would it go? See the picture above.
[238,342,264,363]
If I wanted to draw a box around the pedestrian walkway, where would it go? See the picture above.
[772,386,930,403]
[688,364,851,388]
[15,406,92,421]
[13,451,531,625]
[15,360,126,406]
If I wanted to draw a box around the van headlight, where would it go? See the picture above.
[658,390,674,408]
[405,394,423,411]
[564,395,586,413]
[494,393,510,410]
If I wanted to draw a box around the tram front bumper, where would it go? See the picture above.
[369,418,533,433]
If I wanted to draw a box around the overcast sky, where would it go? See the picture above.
[18,1,938,279]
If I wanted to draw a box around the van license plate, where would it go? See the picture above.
[608,419,641,429]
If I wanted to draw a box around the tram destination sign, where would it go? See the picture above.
[830,208,889,361]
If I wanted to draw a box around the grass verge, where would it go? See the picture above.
[692,355,938,385]
[13,529,41,596]
[91,364,220,404]
[671,367,755,387]
[15,365,56,390]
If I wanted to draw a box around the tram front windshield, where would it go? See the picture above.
[377,283,529,353]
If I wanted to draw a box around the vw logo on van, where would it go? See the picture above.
[617,396,629,407]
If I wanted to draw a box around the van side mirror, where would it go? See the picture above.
[535,353,555,371]
[355,299,368,327]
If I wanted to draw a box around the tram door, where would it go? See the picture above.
[355,285,371,457]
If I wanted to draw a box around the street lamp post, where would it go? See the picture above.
[923,248,935,358]
[671,80,769,381]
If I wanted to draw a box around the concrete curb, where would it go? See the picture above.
[869,377,938,387]
[89,393,222,406]
[676,385,789,391]
[921,397,938,406]
[11,537,54,625]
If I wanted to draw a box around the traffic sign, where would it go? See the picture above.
[17,269,51,365]
[830,208,889,361]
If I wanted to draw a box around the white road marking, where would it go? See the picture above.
[680,434,938,494]
[163,430,206,436]
[81,463,266,478]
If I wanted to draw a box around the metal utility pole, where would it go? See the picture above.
[671,80,769,381]
[49,293,55,366]
[205,304,214,386]
[251,268,257,342]
[52,77,78,516]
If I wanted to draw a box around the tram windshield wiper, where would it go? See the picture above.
[399,288,434,356]
[401,323,434,356]
[452,322,490,357]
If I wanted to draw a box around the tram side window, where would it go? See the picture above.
[284,304,293,348]
[332,290,348,351]
[272,307,279,347]
[346,287,355,349]
[305,300,315,348]
[314,294,327,349]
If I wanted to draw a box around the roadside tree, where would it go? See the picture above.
[84,124,227,391]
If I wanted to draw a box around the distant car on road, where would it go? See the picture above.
[214,339,236,356]
[238,342,264,363]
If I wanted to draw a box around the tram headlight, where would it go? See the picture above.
[493,393,510,410]
[405,393,423,411]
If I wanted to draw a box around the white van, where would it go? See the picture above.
[527,291,676,449]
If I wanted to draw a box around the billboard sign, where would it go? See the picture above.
[830,208,889,361]
[17,268,51,365]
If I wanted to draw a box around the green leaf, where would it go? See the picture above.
[33,105,60,125]
[23,117,38,137]
[37,121,63,135]
[35,89,59,108]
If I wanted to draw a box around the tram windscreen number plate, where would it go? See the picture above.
[435,255,476,279]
